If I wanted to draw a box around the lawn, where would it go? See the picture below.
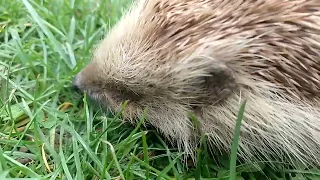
[1,0,320,179]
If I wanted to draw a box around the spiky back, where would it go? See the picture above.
[117,0,320,100]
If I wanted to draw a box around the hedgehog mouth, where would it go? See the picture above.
[71,76,143,110]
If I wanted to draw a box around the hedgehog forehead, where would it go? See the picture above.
[90,0,216,92]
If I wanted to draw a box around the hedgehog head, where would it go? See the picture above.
[73,0,237,120]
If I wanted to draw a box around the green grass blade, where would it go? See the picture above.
[131,153,172,180]
[229,100,247,180]
[72,136,84,179]
[102,140,125,180]
[156,155,181,180]
[21,0,73,69]
[142,132,150,179]
[3,154,41,178]
[0,170,9,179]
[67,16,76,44]
[58,121,104,172]
[59,126,73,180]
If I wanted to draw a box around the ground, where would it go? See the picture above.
[1,0,320,179]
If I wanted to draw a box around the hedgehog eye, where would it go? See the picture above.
[119,88,143,102]
[196,59,237,105]
[112,85,143,102]
[147,84,155,88]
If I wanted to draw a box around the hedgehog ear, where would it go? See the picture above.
[199,58,237,104]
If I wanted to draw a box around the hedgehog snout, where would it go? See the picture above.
[71,75,82,94]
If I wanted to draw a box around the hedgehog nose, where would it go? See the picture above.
[71,76,81,93]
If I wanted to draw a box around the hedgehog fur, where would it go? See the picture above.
[73,0,320,167]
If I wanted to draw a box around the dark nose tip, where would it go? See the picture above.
[71,76,81,93]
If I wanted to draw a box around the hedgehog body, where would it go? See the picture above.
[74,0,320,167]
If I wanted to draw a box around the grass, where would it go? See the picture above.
[1,0,320,179]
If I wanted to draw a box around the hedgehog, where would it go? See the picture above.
[72,0,320,167]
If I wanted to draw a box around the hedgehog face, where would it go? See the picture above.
[73,0,237,119]
[72,55,147,117]
[73,43,236,118]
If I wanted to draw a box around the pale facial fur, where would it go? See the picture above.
[73,0,320,167]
